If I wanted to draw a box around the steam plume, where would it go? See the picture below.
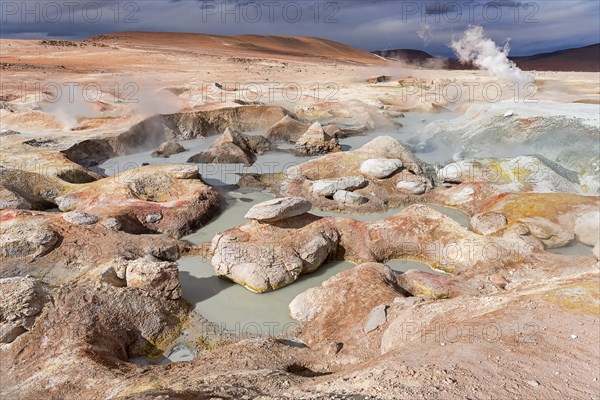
[451,25,534,84]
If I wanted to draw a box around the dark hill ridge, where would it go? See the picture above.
[373,44,600,72]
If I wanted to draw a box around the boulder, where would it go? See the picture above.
[323,124,343,138]
[437,155,585,194]
[294,122,341,156]
[312,176,368,197]
[473,193,599,248]
[187,128,270,166]
[0,216,59,259]
[278,136,430,212]
[573,210,600,246]
[62,212,99,226]
[360,158,403,179]
[397,269,456,300]
[333,190,369,206]
[0,277,50,343]
[0,186,31,210]
[244,197,312,223]
[395,175,428,195]
[151,141,186,158]
[213,204,537,294]
[266,115,310,142]
[471,212,508,235]
[53,164,220,238]
[289,263,402,353]
[367,75,391,84]
[518,217,574,248]
[123,257,183,300]
[363,304,388,333]
[211,215,339,293]
[101,217,122,231]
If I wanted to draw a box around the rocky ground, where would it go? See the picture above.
[1,33,599,399]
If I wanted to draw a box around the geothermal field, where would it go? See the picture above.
[1,2,600,399]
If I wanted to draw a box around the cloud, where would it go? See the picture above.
[0,0,598,56]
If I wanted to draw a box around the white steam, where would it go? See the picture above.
[451,25,534,85]
[417,23,433,47]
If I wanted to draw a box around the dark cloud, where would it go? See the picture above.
[0,0,598,56]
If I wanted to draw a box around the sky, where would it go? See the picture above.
[1,0,599,56]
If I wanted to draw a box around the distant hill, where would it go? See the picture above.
[373,44,599,72]
[510,44,599,72]
[86,32,384,64]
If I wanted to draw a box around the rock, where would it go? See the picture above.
[101,217,122,231]
[504,110,514,117]
[395,174,429,195]
[323,124,342,138]
[62,212,99,225]
[367,75,391,84]
[0,129,21,137]
[490,273,508,289]
[333,190,368,206]
[519,217,574,248]
[471,212,508,235]
[312,176,368,197]
[527,380,540,387]
[294,122,341,156]
[289,263,402,354]
[266,115,310,142]
[411,103,600,193]
[123,257,183,300]
[573,210,600,245]
[145,213,163,224]
[51,164,220,238]
[187,128,270,166]
[360,158,403,179]
[0,277,50,343]
[0,216,59,259]
[212,216,339,293]
[513,223,530,235]
[437,155,585,194]
[244,197,312,223]
[0,148,102,209]
[397,269,455,300]
[151,141,186,158]
[363,304,388,333]
[476,193,599,250]
[278,136,429,212]
[0,186,31,210]
[214,204,536,294]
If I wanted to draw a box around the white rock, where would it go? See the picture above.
[312,176,367,197]
[363,304,387,333]
[504,110,515,117]
[0,187,31,210]
[145,213,163,224]
[573,210,600,246]
[244,197,312,222]
[101,217,122,231]
[333,190,368,206]
[395,179,427,195]
[360,158,403,179]
[62,212,99,225]
[471,212,508,235]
